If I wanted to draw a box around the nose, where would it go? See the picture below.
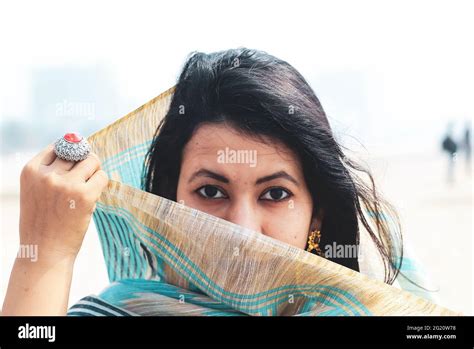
[224,199,262,235]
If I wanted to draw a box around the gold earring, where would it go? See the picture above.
[306,230,322,256]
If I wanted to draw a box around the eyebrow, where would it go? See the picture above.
[188,169,229,183]
[188,169,299,186]
[255,171,299,186]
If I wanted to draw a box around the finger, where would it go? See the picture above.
[30,144,57,167]
[68,153,101,181]
[50,154,76,173]
[86,169,109,195]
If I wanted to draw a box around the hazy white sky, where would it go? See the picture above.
[0,0,472,151]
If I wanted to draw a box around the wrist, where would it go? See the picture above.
[4,244,76,316]
[15,242,77,271]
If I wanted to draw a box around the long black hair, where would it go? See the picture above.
[143,48,403,284]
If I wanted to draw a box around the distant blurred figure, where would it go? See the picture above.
[461,122,471,174]
[441,123,457,184]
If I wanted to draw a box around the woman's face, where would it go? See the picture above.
[177,123,321,249]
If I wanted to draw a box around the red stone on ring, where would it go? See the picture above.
[63,132,83,143]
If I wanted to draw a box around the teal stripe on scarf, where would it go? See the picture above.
[101,141,151,172]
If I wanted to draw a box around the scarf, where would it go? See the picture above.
[67,87,458,316]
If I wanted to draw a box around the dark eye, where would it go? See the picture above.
[260,187,291,201]
[197,185,227,199]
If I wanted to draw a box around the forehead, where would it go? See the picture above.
[181,123,304,178]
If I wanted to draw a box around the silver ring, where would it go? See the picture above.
[54,133,91,162]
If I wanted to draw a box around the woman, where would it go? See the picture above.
[3,48,403,315]
[143,48,402,280]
